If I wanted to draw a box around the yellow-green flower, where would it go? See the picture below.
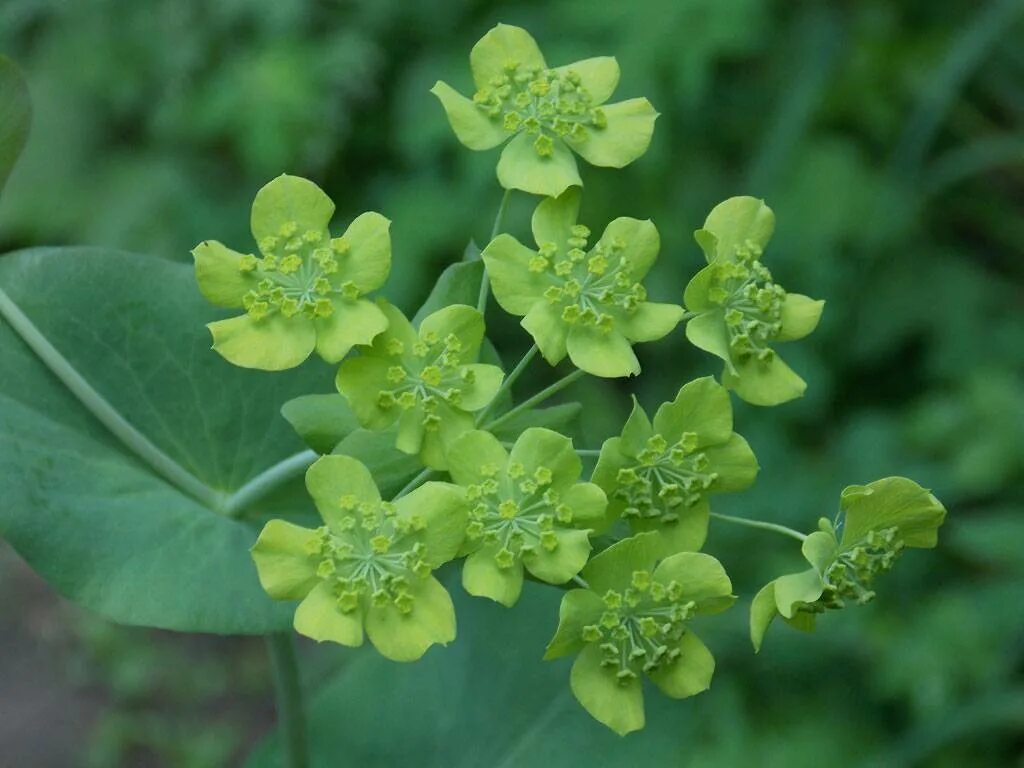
[194,174,391,370]
[431,24,658,197]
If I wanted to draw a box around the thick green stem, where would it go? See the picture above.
[477,188,513,314]
[0,286,225,511]
[265,633,309,768]
[574,448,601,458]
[710,512,807,542]
[483,369,585,433]
[224,449,318,517]
[394,467,437,500]
[475,344,538,426]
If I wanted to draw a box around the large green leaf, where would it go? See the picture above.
[248,576,700,766]
[0,55,31,195]
[413,259,484,323]
[0,247,333,634]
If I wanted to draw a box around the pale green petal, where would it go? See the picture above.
[560,482,608,526]
[773,568,825,619]
[522,301,569,365]
[293,581,364,648]
[456,363,505,411]
[396,407,426,456]
[630,498,709,553]
[251,174,334,244]
[553,57,620,105]
[482,234,550,315]
[684,310,734,372]
[193,241,257,308]
[365,576,456,661]
[446,429,509,487]
[566,325,640,378]
[839,476,946,549]
[430,80,508,151]
[395,481,468,566]
[523,529,591,584]
[693,228,719,264]
[497,131,582,198]
[509,427,581,490]
[618,302,684,343]
[544,588,606,660]
[750,581,779,653]
[336,211,392,293]
[570,644,645,736]
[682,263,719,312]
[581,531,661,593]
[305,454,381,529]
[619,396,653,456]
[777,294,824,343]
[722,355,806,406]
[462,546,524,607]
[652,551,734,614]
[701,196,775,262]
[368,299,419,359]
[250,520,319,600]
[469,23,546,92]
[594,216,660,280]
[314,297,389,364]
[530,187,582,251]
[652,376,733,447]
[590,437,631,532]
[335,355,399,430]
[420,403,474,471]
[208,313,315,371]
[568,98,658,169]
[802,530,839,573]
[419,304,485,361]
[647,631,715,699]
[703,434,759,493]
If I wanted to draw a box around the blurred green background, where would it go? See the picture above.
[2,0,1023,765]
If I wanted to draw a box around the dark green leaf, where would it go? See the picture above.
[0,55,30,195]
[281,394,359,454]
[413,259,484,323]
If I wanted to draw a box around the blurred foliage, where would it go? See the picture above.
[2,0,1023,765]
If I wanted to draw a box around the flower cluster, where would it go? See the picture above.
[750,477,946,651]
[683,196,824,405]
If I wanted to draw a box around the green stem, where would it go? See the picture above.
[483,369,585,433]
[571,574,590,589]
[394,467,438,499]
[265,633,308,768]
[475,344,538,426]
[224,449,318,517]
[574,448,601,458]
[710,512,807,542]
[0,286,225,512]
[680,310,698,322]
[477,188,513,314]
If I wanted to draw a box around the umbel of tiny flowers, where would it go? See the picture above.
[682,196,824,406]
[430,23,658,198]
[482,188,684,377]
[335,301,504,470]
[750,476,946,652]
[592,377,759,551]
[250,455,467,662]
[193,174,391,371]
[545,532,735,735]
[446,427,607,607]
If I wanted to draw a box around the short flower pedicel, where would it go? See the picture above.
[250,455,467,661]
[482,188,684,377]
[546,533,734,735]
[194,174,391,370]
[431,24,658,197]
[683,197,824,405]
[750,477,946,651]
[335,302,504,470]
[446,427,607,606]
[592,377,758,550]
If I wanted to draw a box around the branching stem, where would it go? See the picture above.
[483,369,585,433]
[710,512,807,542]
[477,188,513,314]
[475,343,538,426]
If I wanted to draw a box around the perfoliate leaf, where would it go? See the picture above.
[0,55,31,196]
[281,393,360,454]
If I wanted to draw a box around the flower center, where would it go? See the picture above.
[533,227,646,333]
[464,461,573,567]
[473,61,607,157]
[706,240,786,364]
[307,499,432,615]
[375,332,475,430]
[238,219,360,322]
[581,570,696,683]
[614,433,718,523]
[806,526,905,614]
